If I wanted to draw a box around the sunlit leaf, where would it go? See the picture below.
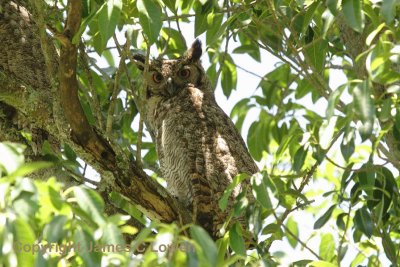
[98,0,122,52]
[73,186,105,226]
[74,228,102,266]
[190,225,217,266]
[229,222,246,256]
[319,116,337,150]
[137,0,162,44]
[286,216,299,248]
[12,218,36,266]
[319,233,335,261]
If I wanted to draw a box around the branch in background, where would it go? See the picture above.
[265,128,344,251]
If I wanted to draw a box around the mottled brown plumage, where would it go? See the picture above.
[135,40,258,238]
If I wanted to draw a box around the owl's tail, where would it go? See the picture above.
[190,173,214,236]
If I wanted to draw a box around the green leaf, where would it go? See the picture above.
[251,172,272,209]
[354,207,373,237]
[0,142,25,175]
[304,3,320,30]
[350,253,366,267]
[340,127,355,161]
[326,0,339,15]
[342,0,364,33]
[319,233,335,261]
[164,0,176,11]
[216,235,229,266]
[73,186,105,226]
[319,116,337,150]
[206,13,224,45]
[352,81,375,141]
[137,0,162,44]
[97,0,122,52]
[259,64,292,108]
[381,0,399,24]
[381,232,397,265]
[336,213,347,230]
[262,223,283,238]
[293,146,307,173]
[43,215,68,243]
[219,173,249,211]
[314,205,336,229]
[366,36,400,84]
[73,3,105,44]
[304,39,328,70]
[308,261,337,267]
[326,84,345,119]
[190,225,217,266]
[247,111,270,161]
[229,222,246,256]
[286,216,299,248]
[102,223,124,248]
[206,14,237,45]
[232,44,261,62]
[230,99,254,132]
[161,28,186,53]
[194,5,210,36]
[8,161,53,179]
[12,218,36,266]
[220,53,237,97]
[366,23,386,46]
[12,178,39,219]
[357,167,375,196]
[74,228,102,266]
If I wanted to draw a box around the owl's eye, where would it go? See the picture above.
[152,73,163,83]
[178,69,191,78]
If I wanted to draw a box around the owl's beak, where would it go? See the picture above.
[166,77,176,96]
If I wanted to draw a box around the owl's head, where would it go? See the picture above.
[133,39,208,100]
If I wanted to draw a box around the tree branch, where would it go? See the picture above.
[57,0,191,225]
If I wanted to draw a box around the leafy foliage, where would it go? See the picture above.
[1,0,400,266]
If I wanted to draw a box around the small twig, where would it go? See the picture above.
[325,155,390,173]
[337,202,352,267]
[235,64,267,80]
[82,163,88,176]
[326,64,349,70]
[280,218,322,260]
[136,116,144,168]
[106,34,127,136]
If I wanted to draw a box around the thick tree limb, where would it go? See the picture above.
[0,0,191,228]
[57,0,190,223]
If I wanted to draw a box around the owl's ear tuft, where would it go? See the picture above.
[187,39,202,62]
[132,53,145,71]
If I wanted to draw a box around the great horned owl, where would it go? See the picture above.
[134,40,259,238]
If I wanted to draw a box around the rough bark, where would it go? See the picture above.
[0,0,191,230]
